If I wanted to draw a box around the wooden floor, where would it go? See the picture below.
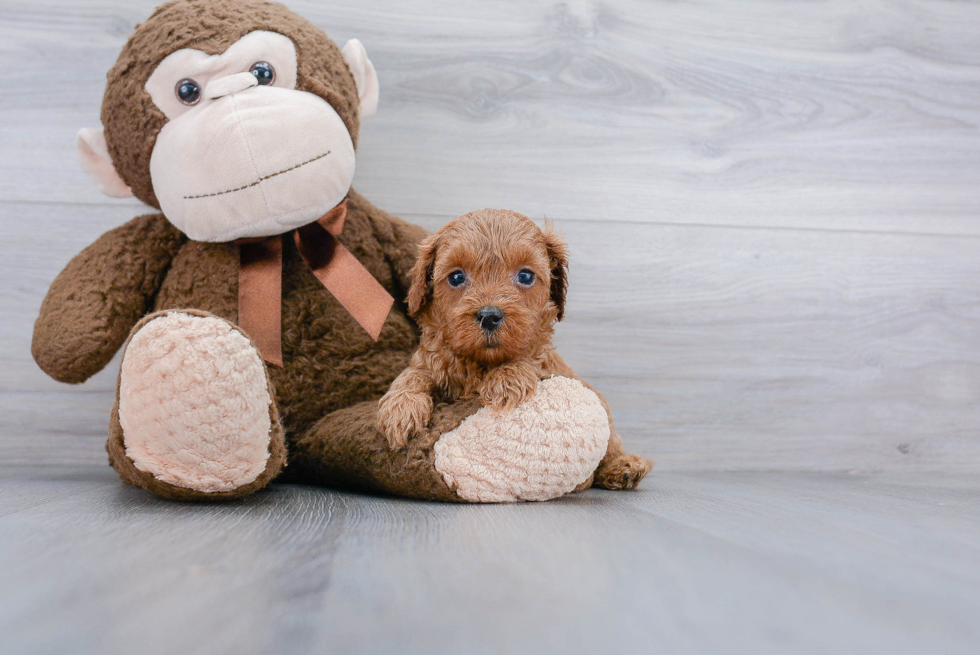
[2,467,978,654]
[2,0,979,653]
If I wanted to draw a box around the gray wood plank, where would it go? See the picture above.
[5,3,980,654]
[1,468,977,655]
[2,0,980,234]
[555,218,980,472]
[4,201,980,472]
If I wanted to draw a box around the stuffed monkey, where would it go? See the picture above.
[32,0,651,502]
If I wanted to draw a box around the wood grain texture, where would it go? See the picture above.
[3,2,980,651]
[2,0,980,234]
[1,468,978,655]
[4,202,979,471]
[4,0,980,476]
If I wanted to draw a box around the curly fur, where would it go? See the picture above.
[377,209,653,490]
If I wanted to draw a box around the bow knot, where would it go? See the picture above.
[237,200,394,366]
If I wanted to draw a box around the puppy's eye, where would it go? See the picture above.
[175,79,201,105]
[448,271,466,288]
[516,269,536,287]
[249,62,275,86]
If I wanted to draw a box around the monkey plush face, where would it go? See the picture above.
[144,30,360,241]
[77,0,379,243]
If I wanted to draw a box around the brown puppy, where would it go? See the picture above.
[377,208,652,490]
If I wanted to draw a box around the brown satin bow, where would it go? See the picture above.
[236,200,394,367]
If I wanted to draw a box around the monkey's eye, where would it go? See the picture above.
[516,269,536,287]
[249,62,275,85]
[175,79,201,105]
[448,271,466,288]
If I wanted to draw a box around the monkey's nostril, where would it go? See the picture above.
[477,306,504,333]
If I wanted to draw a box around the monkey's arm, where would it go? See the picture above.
[32,213,186,384]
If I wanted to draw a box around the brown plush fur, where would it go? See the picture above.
[152,189,425,439]
[32,213,186,384]
[102,0,361,209]
[32,0,649,500]
[377,209,652,489]
[32,0,437,500]
[284,397,483,502]
[34,191,423,440]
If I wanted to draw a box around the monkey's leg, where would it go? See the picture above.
[286,377,611,503]
[284,397,477,502]
[106,310,285,501]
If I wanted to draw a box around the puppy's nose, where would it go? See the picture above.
[477,306,504,333]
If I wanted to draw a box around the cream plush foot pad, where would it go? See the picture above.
[433,376,610,502]
[118,312,273,493]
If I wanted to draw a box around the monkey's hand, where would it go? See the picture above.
[479,361,540,412]
[32,213,184,384]
[377,387,434,449]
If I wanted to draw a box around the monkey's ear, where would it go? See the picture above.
[407,233,439,318]
[341,39,379,119]
[542,225,569,322]
[77,128,133,198]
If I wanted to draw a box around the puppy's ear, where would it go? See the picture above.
[542,225,569,321]
[407,233,440,317]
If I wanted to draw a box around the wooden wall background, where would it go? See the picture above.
[3,0,980,472]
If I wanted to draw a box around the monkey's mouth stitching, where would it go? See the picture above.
[183,151,331,199]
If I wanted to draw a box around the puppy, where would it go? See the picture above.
[377,208,652,490]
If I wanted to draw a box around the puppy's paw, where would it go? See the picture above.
[480,366,539,412]
[593,454,653,490]
[377,390,433,449]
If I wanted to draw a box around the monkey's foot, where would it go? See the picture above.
[109,311,285,500]
[433,376,610,502]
